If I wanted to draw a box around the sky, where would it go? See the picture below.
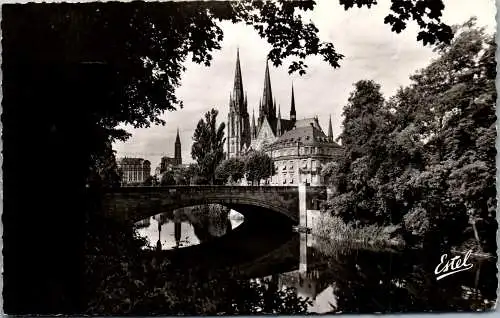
[113,0,496,169]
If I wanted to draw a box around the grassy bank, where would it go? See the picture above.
[312,213,406,249]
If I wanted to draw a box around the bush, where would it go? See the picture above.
[402,207,430,239]
[313,213,405,248]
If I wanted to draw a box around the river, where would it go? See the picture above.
[132,206,497,314]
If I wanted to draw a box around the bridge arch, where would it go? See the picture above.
[100,186,326,225]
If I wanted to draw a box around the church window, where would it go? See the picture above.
[231,116,235,135]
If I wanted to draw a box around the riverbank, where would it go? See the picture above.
[312,214,406,250]
[450,247,496,260]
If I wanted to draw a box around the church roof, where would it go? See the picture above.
[266,117,294,136]
[295,118,322,129]
[274,118,341,147]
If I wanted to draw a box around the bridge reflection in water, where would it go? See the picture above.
[135,209,244,250]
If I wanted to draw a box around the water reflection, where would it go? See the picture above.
[261,234,498,314]
[89,205,497,315]
[135,206,244,250]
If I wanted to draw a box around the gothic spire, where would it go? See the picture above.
[251,108,256,139]
[232,48,244,112]
[175,127,182,165]
[328,114,333,142]
[262,58,274,119]
[175,127,181,144]
[277,104,282,137]
[290,83,296,123]
[273,98,277,118]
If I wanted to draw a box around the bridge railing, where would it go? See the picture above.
[103,185,326,196]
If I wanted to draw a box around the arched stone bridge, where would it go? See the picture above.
[101,185,327,224]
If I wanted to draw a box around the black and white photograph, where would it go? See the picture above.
[1,0,498,315]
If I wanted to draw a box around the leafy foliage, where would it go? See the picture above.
[325,19,496,252]
[86,141,122,188]
[244,151,275,185]
[160,170,176,186]
[191,108,226,185]
[216,157,246,185]
[338,0,453,45]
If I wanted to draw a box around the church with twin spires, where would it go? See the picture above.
[227,49,299,158]
[226,49,342,185]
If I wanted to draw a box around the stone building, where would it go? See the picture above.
[263,117,342,186]
[226,50,342,185]
[118,158,151,185]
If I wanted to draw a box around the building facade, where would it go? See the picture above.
[226,50,342,185]
[263,117,342,186]
[118,158,151,185]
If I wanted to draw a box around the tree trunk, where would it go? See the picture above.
[471,218,482,252]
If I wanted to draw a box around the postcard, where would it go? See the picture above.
[1,0,497,315]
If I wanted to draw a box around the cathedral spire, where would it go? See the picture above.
[273,98,277,119]
[175,128,182,165]
[232,48,244,112]
[277,104,282,137]
[328,114,333,142]
[244,91,248,111]
[290,83,296,123]
[261,58,274,120]
[251,108,256,139]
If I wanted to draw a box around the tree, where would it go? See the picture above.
[325,19,496,252]
[87,141,122,189]
[184,163,207,185]
[160,170,175,186]
[337,80,387,159]
[172,166,189,185]
[215,157,245,185]
[143,175,154,186]
[244,151,274,186]
[191,109,226,185]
